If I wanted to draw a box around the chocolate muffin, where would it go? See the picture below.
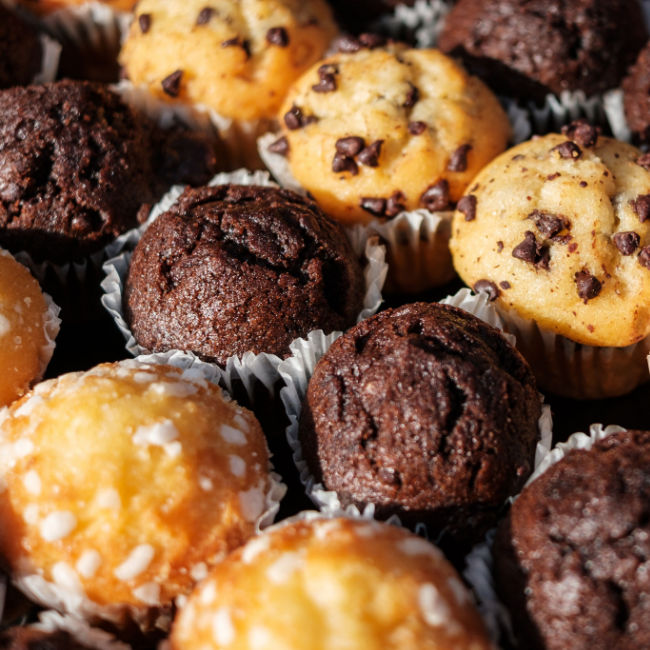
[623,41,650,144]
[438,0,648,103]
[0,5,43,90]
[494,429,650,650]
[124,184,365,364]
[299,302,541,548]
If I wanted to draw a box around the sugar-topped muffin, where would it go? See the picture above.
[271,40,511,225]
[172,516,492,650]
[0,359,279,630]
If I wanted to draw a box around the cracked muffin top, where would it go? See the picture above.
[298,301,541,548]
[438,0,648,102]
[494,429,650,650]
[124,183,365,365]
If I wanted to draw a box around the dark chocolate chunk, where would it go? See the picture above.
[357,140,383,167]
[447,144,472,172]
[161,69,183,97]
[408,121,427,135]
[512,231,550,270]
[221,37,251,57]
[457,195,477,221]
[332,34,361,53]
[312,64,338,93]
[613,231,640,255]
[358,32,386,49]
[335,136,365,157]
[267,136,289,156]
[636,153,650,170]
[631,194,650,222]
[360,197,386,217]
[499,281,511,290]
[420,180,450,211]
[196,7,214,25]
[473,279,500,301]
[266,26,289,46]
[385,191,406,217]
[529,209,567,238]
[332,153,358,175]
[561,120,599,148]
[497,240,504,252]
[138,13,152,33]
[575,269,602,301]
[546,172,561,180]
[283,105,316,130]
[403,83,419,108]
[551,141,582,159]
[639,246,650,268]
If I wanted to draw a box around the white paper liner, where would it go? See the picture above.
[603,88,633,143]
[371,0,450,48]
[33,33,62,84]
[33,611,132,650]
[101,169,387,407]
[463,423,627,646]
[278,287,553,538]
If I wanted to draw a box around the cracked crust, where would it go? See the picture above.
[494,429,650,650]
[124,184,365,364]
[298,302,541,547]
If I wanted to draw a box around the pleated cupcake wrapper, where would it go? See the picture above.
[34,33,62,84]
[100,168,387,409]
[490,299,650,399]
[9,350,287,633]
[463,422,627,646]
[278,287,553,542]
[603,88,633,143]
[370,0,451,48]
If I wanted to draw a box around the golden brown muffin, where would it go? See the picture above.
[119,0,338,122]
[272,41,511,226]
[0,359,279,630]
[0,250,59,408]
[171,516,493,650]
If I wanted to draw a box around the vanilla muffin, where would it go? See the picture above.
[171,517,492,650]
[0,250,59,408]
[119,0,337,123]
[0,359,280,631]
[450,122,650,398]
[272,41,511,226]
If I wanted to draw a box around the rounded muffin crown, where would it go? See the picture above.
[172,517,492,650]
[299,301,541,546]
[623,40,650,144]
[124,183,365,365]
[275,42,511,225]
[450,128,650,347]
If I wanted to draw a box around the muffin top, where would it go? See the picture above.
[450,126,650,347]
[299,301,541,546]
[0,360,274,627]
[438,0,648,102]
[124,183,365,365]
[273,41,511,225]
[172,517,492,650]
[0,5,42,90]
[119,0,338,121]
[495,429,650,650]
[623,40,650,144]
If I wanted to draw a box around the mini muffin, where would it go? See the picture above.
[450,124,650,398]
[0,359,278,630]
[299,302,541,549]
[172,516,492,650]
[0,249,59,408]
[438,0,648,103]
[623,40,650,144]
[124,184,365,365]
[273,41,511,226]
[119,0,337,123]
[0,5,43,90]
[494,429,650,650]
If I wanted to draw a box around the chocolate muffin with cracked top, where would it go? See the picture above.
[438,0,648,103]
[494,429,650,650]
[124,184,365,364]
[623,41,650,145]
[0,5,43,90]
[298,301,541,548]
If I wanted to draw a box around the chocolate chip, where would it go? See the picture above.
[636,153,650,170]
[385,191,406,217]
[335,136,365,157]
[403,83,419,108]
[496,240,504,252]
[447,144,472,172]
[529,210,567,239]
[283,105,316,130]
[499,281,511,290]
[457,195,477,221]
[546,172,561,181]
[473,280,500,301]
[360,197,386,217]
[631,195,650,222]
[138,13,151,33]
[221,37,239,47]
[613,231,640,255]
[512,231,550,269]
[357,140,383,167]
[420,180,449,211]
[561,120,599,148]
[161,69,183,97]
[408,121,426,135]
[358,32,386,49]
[551,141,582,159]
[267,136,289,156]
[266,26,289,46]
[639,246,650,269]
[312,64,338,93]
[332,34,361,53]
[222,37,251,57]
[196,7,213,25]
[332,153,358,175]
[575,269,602,302]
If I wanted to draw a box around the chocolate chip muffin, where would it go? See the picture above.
[494,429,650,650]
[124,184,365,365]
[299,301,541,549]
[438,0,648,103]
[623,40,650,144]
[0,5,43,90]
